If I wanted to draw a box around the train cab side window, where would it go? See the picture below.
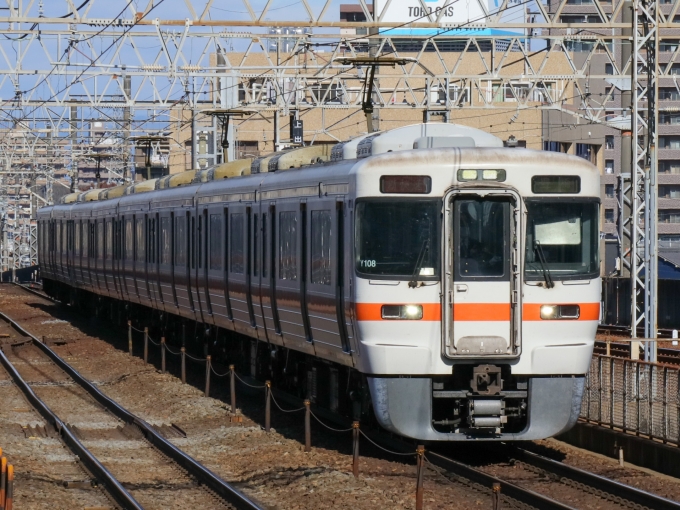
[125,219,133,260]
[161,217,171,265]
[175,216,187,266]
[136,218,145,263]
[279,211,298,281]
[311,210,332,285]
[230,213,244,274]
[209,214,222,270]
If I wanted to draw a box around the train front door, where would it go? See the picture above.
[443,189,521,359]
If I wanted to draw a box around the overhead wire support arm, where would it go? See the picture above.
[334,56,416,133]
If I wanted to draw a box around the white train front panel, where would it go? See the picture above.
[351,147,600,440]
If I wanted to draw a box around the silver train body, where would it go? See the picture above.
[38,123,601,441]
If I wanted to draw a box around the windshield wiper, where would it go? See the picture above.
[408,239,429,288]
[534,241,555,289]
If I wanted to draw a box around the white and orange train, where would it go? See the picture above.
[38,123,600,440]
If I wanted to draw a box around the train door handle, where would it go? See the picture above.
[455,284,468,293]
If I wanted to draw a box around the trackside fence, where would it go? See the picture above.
[581,354,680,445]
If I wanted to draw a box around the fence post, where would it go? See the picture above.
[609,357,615,429]
[5,465,12,510]
[0,456,5,510]
[230,365,236,415]
[181,348,186,384]
[265,381,271,433]
[161,337,166,373]
[128,321,132,356]
[304,399,311,452]
[492,482,501,510]
[415,445,425,510]
[663,367,668,443]
[144,327,149,364]
[352,421,360,478]
[205,356,211,397]
[622,361,628,433]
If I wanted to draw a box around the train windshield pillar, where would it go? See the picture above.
[443,189,521,358]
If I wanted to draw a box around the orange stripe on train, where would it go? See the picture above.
[355,302,600,321]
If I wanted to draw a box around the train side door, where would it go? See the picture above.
[250,207,268,341]
[188,209,204,323]
[305,199,350,357]
[257,205,283,346]
[443,189,521,359]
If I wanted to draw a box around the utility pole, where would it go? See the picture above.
[630,0,659,361]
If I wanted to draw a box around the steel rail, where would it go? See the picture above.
[511,446,680,510]
[594,340,680,365]
[232,371,575,510]
[0,309,263,510]
[425,451,575,510]
[0,317,144,510]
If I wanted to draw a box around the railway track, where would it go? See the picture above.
[11,283,680,509]
[0,307,262,510]
[251,375,680,510]
[596,325,680,365]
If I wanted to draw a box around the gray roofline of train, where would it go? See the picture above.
[37,146,599,219]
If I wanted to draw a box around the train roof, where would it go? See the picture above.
[38,123,598,219]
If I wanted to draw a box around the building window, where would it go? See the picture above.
[659,137,680,149]
[660,235,680,248]
[605,63,614,75]
[605,160,614,174]
[659,210,680,223]
[604,86,615,101]
[605,135,614,150]
[576,143,596,163]
[660,160,680,175]
[671,64,680,75]
[659,87,680,101]
[605,184,615,197]
[605,209,615,223]
[660,185,680,198]
[543,141,561,152]
[660,40,680,53]
[660,112,680,125]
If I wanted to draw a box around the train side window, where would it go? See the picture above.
[161,217,171,265]
[253,214,259,277]
[209,213,222,270]
[175,216,187,266]
[279,211,297,281]
[230,213,244,274]
[83,221,89,257]
[311,210,332,285]
[125,219,133,260]
[262,213,268,278]
[191,217,196,269]
[198,216,203,269]
[106,221,113,260]
[97,221,104,261]
[136,218,145,263]
[75,221,81,255]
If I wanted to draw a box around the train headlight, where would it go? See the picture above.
[381,304,423,320]
[540,304,580,320]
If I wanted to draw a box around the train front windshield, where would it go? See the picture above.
[524,199,599,281]
[355,199,440,278]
